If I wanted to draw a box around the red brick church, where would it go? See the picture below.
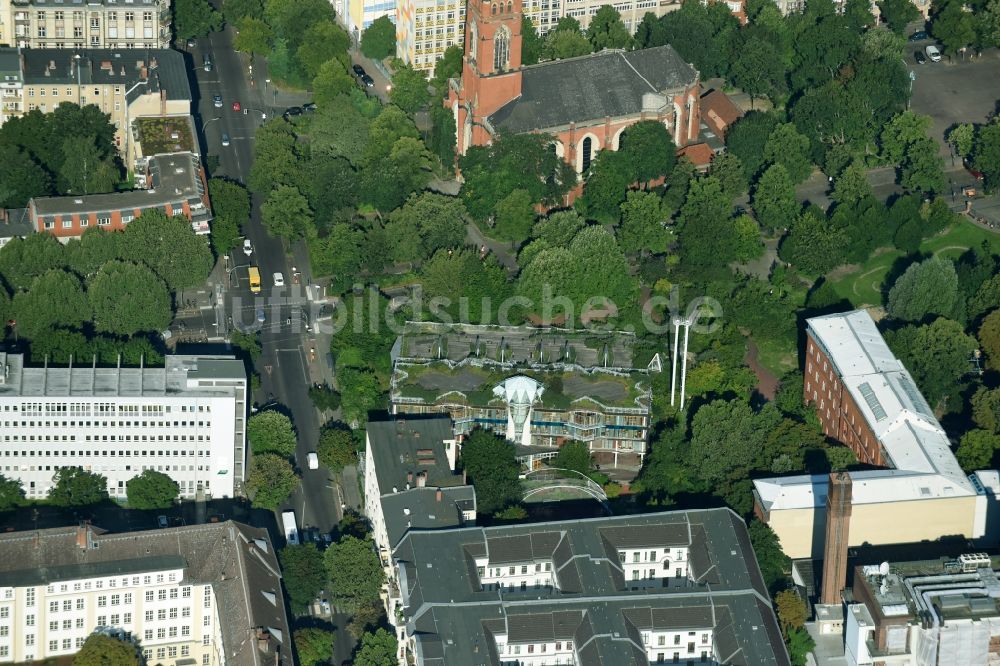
[447,0,703,174]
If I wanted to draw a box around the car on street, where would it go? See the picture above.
[320,599,331,615]
[361,73,375,87]
[256,308,266,323]
[914,50,927,65]
[243,239,253,256]
[221,133,230,146]
[283,106,303,118]
[212,94,223,108]
[352,64,366,77]
[925,44,942,62]
[203,55,212,71]
[307,452,319,469]
[909,30,928,41]
[273,272,285,287]
[232,101,241,112]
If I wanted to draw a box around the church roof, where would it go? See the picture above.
[488,46,698,134]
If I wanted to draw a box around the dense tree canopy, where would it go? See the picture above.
[248,411,298,457]
[460,429,523,514]
[126,470,180,509]
[324,536,384,609]
[280,544,327,612]
[361,15,397,60]
[887,257,960,322]
[73,634,139,666]
[49,467,109,507]
[88,261,172,335]
[246,454,299,509]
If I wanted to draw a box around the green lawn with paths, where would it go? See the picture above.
[828,220,1000,307]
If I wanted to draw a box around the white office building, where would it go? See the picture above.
[0,353,247,500]
[0,522,291,665]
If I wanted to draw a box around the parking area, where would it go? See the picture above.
[908,46,1000,154]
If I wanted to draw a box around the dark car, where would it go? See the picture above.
[303,102,317,112]
[914,50,927,64]
[352,64,366,77]
[283,106,303,118]
[361,73,375,87]
[909,30,928,41]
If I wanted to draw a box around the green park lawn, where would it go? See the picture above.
[828,220,1000,307]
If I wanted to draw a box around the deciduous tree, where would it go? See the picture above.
[59,135,119,195]
[385,192,466,263]
[324,536,384,609]
[280,544,327,612]
[460,429,522,514]
[619,190,669,255]
[521,16,543,65]
[887,256,960,322]
[246,454,298,509]
[296,21,350,80]
[173,0,222,40]
[763,123,813,184]
[73,634,138,666]
[551,441,595,476]
[753,164,799,232]
[353,628,397,666]
[361,15,396,59]
[88,261,172,335]
[542,28,592,60]
[877,0,920,34]
[208,178,250,255]
[13,269,90,339]
[956,429,999,472]
[748,519,790,592]
[262,185,315,240]
[49,467,109,507]
[294,628,334,666]
[313,59,355,108]
[587,5,631,50]
[494,188,536,243]
[121,210,214,291]
[0,474,24,511]
[980,309,1000,371]
[233,16,273,56]
[886,317,977,405]
[248,411,298,457]
[317,423,356,472]
[126,470,180,509]
[776,590,809,636]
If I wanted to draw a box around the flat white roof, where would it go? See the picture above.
[755,310,975,510]
[0,353,245,398]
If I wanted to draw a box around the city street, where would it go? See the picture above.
[185,27,343,537]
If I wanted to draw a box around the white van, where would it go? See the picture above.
[281,510,299,545]
[307,452,319,469]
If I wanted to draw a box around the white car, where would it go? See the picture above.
[307,452,319,469]
[243,239,253,256]
[925,44,942,62]
[273,272,285,287]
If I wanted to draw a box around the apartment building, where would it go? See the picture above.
[845,554,1000,666]
[396,0,464,72]
[0,521,290,665]
[0,0,170,50]
[753,310,995,561]
[391,323,656,467]
[0,353,248,501]
[363,416,476,568]
[0,47,19,123]
[345,0,395,36]
[28,151,212,239]
[388,508,790,665]
[0,47,191,164]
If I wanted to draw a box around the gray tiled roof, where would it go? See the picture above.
[0,522,291,666]
[393,508,788,666]
[0,208,33,239]
[31,152,207,219]
[488,46,698,134]
[18,48,190,102]
[367,416,464,496]
[380,485,477,549]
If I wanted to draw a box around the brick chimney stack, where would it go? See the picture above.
[820,471,852,605]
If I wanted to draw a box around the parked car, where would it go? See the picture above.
[212,94,223,108]
[221,133,230,147]
[157,515,169,528]
[283,106,303,117]
[303,102,317,112]
[925,44,942,62]
[256,307,266,323]
[965,158,984,181]
[203,55,212,71]
[909,30,928,41]
[914,50,927,65]
[361,73,375,87]
[273,272,285,287]
[352,64,366,77]
[243,239,253,256]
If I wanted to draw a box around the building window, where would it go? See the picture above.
[581,136,593,171]
[493,27,510,71]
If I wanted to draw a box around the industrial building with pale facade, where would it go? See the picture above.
[0,521,290,665]
[752,310,999,615]
[386,508,790,665]
[0,353,248,501]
